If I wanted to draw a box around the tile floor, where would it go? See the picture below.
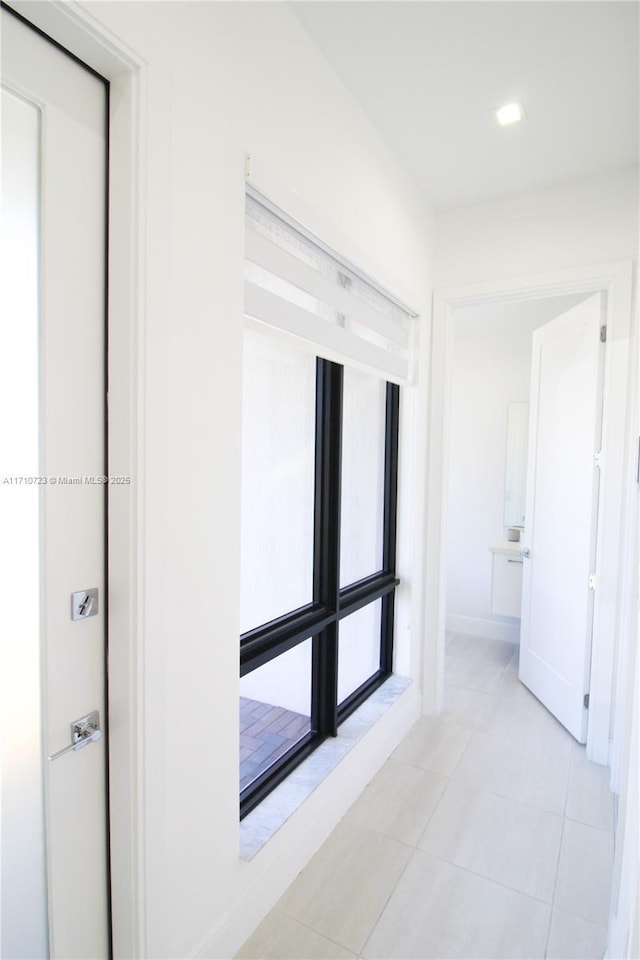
[240,697,311,791]
[237,635,615,960]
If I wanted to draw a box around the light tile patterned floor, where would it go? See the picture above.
[237,636,614,959]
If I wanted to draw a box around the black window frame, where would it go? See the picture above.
[240,356,400,819]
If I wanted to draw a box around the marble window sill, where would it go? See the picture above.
[239,674,413,860]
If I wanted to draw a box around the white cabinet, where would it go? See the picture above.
[490,542,523,618]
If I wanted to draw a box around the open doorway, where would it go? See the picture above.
[436,289,629,946]
[443,291,604,737]
[445,293,589,650]
[426,261,634,770]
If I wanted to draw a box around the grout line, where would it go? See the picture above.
[408,774,455,850]
[281,824,422,958]
[543,904,554,959]
[415,846,556,909]
[427,776,567,822]
[563,812,616,836]
[545,813,567,958]
[446,727,476,779]
[548,903,610,929]
[358,840,422,959]
[271,908,360,957]
[562,750,573,818]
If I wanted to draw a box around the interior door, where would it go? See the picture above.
[519,294,605,742]
[1,10,109,957]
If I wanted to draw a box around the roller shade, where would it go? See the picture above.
[244,190,416,384]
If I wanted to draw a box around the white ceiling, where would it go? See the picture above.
[292,1,639,209]
[453,292,590,336]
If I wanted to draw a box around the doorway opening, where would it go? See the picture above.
[426,261,634,767]
[424,281,630,944]
[444,291,595,735]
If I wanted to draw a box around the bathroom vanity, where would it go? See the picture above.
[490,540,523,618]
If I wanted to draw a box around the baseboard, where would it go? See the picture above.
[446,613,520,645]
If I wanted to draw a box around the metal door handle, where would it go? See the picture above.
[48,710,102,761]
[521,548,531,559]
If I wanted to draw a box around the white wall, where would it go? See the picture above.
[434,167,638,288]
[61,3,433,958]
[447,304,534,642]
[446,295,588,643]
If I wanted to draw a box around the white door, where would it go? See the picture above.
[519,294,605,742]
[1,10,109,957]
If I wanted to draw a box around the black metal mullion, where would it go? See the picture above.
[312,623,338,736]
[311,359,342,737]
[240,602,331,673]
[383,383,400,574]
[338,571,399,618]
[380,592,395,674]
[313,359,343,609]
[379,383,400,680]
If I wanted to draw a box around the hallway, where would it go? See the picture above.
[237,635,614,959]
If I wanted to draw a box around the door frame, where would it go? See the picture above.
[425,260,634,768]
[4,2,148,956]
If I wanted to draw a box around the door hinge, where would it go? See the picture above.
[600,325,607,343]
[595,449,602,469]
[584,693,590,709]
[589,573,597,590]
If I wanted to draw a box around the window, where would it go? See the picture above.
[239,345,399,817]
[239,189,412,817]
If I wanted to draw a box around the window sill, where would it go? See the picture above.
[239,674,412,860]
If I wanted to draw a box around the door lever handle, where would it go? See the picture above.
[521,547,531,559]
[48,710,102,761]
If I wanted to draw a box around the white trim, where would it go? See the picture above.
[426,261,634,769]
[5,3,149,956]
[610,286,639,793]
[6,0,145,74]
[105,67,147,960]
[446,614,520,646]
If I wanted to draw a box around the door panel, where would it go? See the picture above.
[1,80,50,960]
[519,294,604,742]
[1,10,108,958]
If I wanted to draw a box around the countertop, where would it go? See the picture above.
[489,539,523,557]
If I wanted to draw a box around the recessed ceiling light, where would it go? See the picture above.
[496,102,525,126]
